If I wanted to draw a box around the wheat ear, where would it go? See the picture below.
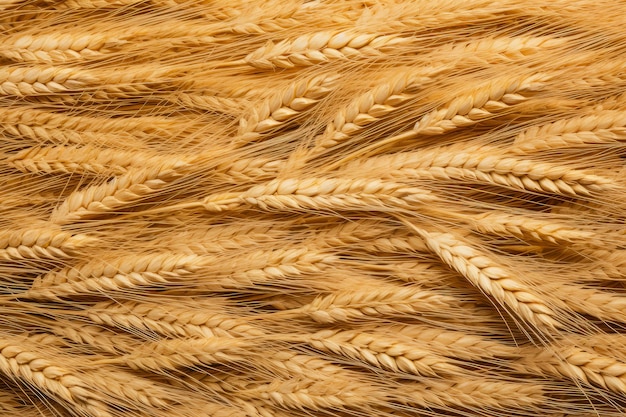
[293,284,468,323]
[406,224,559,330]
[345,143,615,195]
[198,178,436,213]
[518,345,626,395]
[86,300,263,338]
[307,329,463,378]
[0,32,123,63]
[109,337,250,372]
[0,66,95,96]
[0,227,96,261]
[7,145,165,176]
[236,73,337,143]
[25,252,203,300]
[438,35,568,62]
[310,67,443,154]
[513,110,626,153]
[0,337,102,406]
[50,161,189,224]
[244,31,410,69]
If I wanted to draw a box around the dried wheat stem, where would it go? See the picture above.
[200,178,436,213]
[307,329,463,377]
[406,224,560,330]
[244,31,410,69]
[175,92,250,114]
[25,252,203,300]
[7,145,165,176]
[0,227,97,261]
[236,73,338,143]
[0,66,95,96]
[513,110,626,153]
[50,161,190,224]
[86,300,264,338]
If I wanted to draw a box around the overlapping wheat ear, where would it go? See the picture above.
[2,1,626,417]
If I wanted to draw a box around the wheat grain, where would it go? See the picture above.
[244,31,411,69]
[513,110,626,153]
[0,227,96,261]
[408,225,560,330]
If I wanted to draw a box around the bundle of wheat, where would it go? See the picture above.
[1,1,626,416]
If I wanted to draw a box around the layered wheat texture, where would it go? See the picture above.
[1,0,626,416]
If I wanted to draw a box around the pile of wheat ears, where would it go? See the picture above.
[1,0,626,416]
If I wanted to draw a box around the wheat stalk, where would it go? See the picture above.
[406,224,560,330]
[50,161,190,224]
[236,73,338,143]
[86,300,263,338]
[6,144,165,176]
[307,329,463,377]
[244,31,410,69]
[0,227,96,261]
[513,110,626,153]
[25,252,204,300]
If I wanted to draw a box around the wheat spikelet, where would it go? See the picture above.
[0,66,95,96]
[408,225,560,330]
[244,31,410,69]
[0,227,96,261]
[513,110,626,153]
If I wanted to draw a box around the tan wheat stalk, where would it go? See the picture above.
[6,145,166,176]
[50,161,189,224]
[344,143,615,195]
[108,337,250,372]
[0,227,96,261]
[86,300,264,338]
[292,283,469,323]
[517,345,626,395]
[406,223,560,330]
[25,252,203,300]
[0,336,103,406]
[196,178,436,213]
[513,110,626,153]
[306,329,463,377]
[236,73,338,143]
[470,211,598,245]
[397,378,546,411]
[243,31,411,69]
[0,32,124,63]
[309,67,444,155]
[0,66,96,96]
[211,247,336,288]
